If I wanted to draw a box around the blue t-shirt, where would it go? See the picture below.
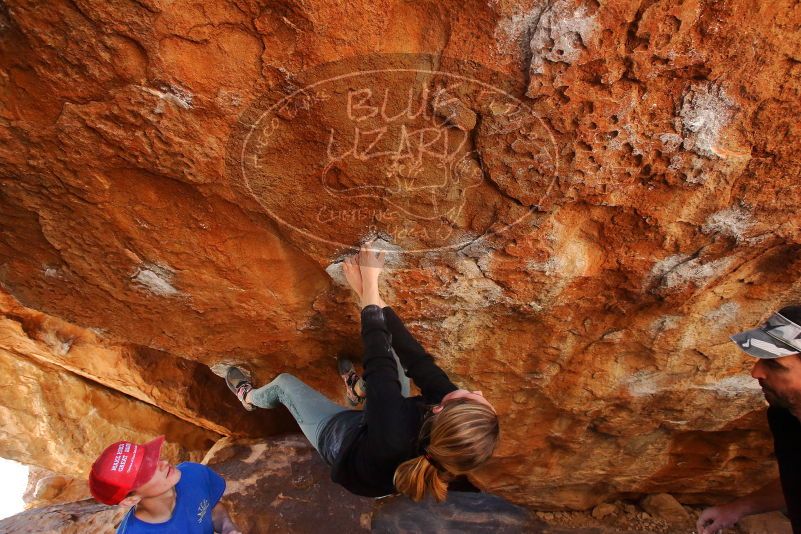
[117,462,226,534]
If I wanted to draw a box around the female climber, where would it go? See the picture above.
[224,241,499,501]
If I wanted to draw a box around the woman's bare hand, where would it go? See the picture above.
[342,255,363,299]
[357,241,385,284]
[357,241,386,309]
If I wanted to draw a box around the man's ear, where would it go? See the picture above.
[119,494,141,507]
[432,404,443,414]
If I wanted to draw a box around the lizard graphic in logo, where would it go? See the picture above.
[197,499,210,523]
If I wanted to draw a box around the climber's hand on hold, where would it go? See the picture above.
[358,240,386,309]
[342,255,363,299]
[357,240,385,283]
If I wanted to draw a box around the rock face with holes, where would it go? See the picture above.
[1,0,801,512]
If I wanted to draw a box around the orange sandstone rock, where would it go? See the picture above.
[0,0,800,512]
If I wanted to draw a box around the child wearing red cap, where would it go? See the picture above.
[89,436,243,534]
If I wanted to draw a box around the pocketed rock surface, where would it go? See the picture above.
[1,0,801,513]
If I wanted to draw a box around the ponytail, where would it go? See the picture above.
[393,453,448,502]
[393,400,499,502]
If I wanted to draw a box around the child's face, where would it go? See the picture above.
[134,459,182,498]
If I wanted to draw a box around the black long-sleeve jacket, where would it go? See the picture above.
[317,305,458,497]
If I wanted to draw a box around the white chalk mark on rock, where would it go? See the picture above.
[648,254,734,291]
[327,237,404,287]
[324,261,348,288]
[139,84,194,112]
[649,315,681,336]
[88,327,107,337]
[658,133,683,153]
[528,0,598,75]
[626,372,761,399]
[693,375,762,398]
[493,5,547,57]
[132,263,179,297]
[706,301,741,329]
[40,329,74,356]
[625,371,662,397]
[526,256,565,276]
[677,82,737,158]
[43,266,62,279]
[702,206,752,242]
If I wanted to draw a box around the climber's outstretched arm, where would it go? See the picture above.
[343,249,386,307]
[382,306,457,404]
[358,241,385,309]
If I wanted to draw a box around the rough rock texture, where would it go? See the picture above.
[591,502,616,520]
[0,290,288,438]
[639,493,689,524]
[372,490,546,533]
[0,436,548,534]
[0,290,292,477]
[736,511,793,534]
[202,435,375,533]
[23,467,90,510]
[0,329,219,476]
[0,500,126,534]
[1,0,801,512]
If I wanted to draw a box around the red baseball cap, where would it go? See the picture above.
[88,435,165,505]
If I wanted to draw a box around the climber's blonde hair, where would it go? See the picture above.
[393,399,499,502]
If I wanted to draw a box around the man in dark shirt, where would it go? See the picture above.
[697,305,801,534]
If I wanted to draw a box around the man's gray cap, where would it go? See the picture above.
[731,306,801,359]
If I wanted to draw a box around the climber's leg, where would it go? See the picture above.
[247,372,348,452]
[338,356,366,406]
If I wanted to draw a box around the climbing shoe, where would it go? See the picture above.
[226,366,255,411]
[337,357,365,406]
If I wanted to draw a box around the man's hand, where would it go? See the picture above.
[696,503,742,533]
[212,502,244,534]
[696,479,784,533]
[218,517,244,534]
